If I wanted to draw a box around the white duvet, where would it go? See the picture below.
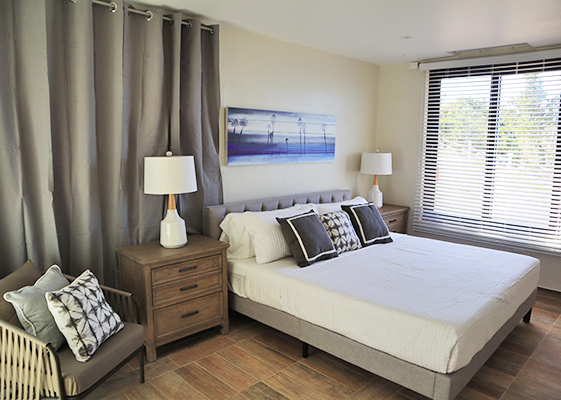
[228,233,540,373]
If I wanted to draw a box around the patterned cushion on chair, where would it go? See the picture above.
[46,270,123,362]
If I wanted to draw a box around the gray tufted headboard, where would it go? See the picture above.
[202,189,352,240]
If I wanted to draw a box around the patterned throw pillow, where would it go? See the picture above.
[319,211,362,254]
[45,270,123,362]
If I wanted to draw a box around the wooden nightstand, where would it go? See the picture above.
[117,235,229,362]
[379,204,410,233]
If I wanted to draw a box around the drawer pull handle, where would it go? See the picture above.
[179,266,197,273]
[388,219,397,223]
[181,311,199,318]
[180,284,198,292]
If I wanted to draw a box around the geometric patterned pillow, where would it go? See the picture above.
[45,270,123,362]
[319,211,362,254]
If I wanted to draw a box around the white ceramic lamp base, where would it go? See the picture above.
[160,209,187,248]
[367,184,383,208]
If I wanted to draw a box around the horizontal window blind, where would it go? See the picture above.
[414,57,561,252]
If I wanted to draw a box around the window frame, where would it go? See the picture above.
[415,58,561,253]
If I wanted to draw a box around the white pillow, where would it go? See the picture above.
[243,204,315,264]
[314,196,368,214]
[220,212,255,259]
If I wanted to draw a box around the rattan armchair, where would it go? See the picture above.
[1,278,145,400]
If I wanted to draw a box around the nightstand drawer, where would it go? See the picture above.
[151,255,221,286]
[384,213,406,233]
[154,292,223,340]
[152,272,222,307]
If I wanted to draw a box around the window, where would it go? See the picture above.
[414,57,561,252]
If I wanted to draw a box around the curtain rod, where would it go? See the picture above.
[71,0,215,34]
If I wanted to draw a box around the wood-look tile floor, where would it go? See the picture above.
[87,288,561,400]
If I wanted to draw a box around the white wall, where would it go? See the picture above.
[377,63,561,292]
[219,26,379,203]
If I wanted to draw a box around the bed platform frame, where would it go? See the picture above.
[202,190,537,400]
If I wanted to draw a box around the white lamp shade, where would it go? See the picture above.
[360,152,392,175]
[144,155,198,195]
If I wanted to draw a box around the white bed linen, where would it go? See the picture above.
[227,233,540,373]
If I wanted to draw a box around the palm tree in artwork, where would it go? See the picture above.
[238,117,248,142]
[229,118,239,135]
[270,114,277,144]
[322,123,327,153]
[297,117,303,154]
[301,121,307,154]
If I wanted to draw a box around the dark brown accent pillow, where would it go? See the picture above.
[0,260,41,327]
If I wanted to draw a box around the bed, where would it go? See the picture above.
[202,189,540,400]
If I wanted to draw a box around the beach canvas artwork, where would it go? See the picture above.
[226,107,336,165]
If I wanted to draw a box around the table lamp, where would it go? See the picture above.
[360,151,392,208]
[144,152,198,248]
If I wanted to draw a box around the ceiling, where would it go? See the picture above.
[137,0,561,66]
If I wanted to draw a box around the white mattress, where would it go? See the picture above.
[228,233,540,373]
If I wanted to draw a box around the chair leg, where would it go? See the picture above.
[139,347,145,384]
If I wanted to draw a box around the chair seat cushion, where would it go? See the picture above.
[57,322,144,396]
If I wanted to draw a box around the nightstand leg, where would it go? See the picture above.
[220,318,230,334]
[146,344,157,363]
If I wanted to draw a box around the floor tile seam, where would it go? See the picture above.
[296,357,369,394]
[314,351,378,380]
[203,350,264,385]
[281,360,360,399]
[296,358,366,394]
[140,357,185,382]
[172,339,238,367]
[167,369,214,400]
[498,329,544,400]
[265,368,355,400]
[214,349,279,381]
[251,335,303,362]
[193,358,246,395]
[142,380,172,400]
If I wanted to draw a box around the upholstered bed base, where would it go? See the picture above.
[229,290,536,400]
[202,190,537,400]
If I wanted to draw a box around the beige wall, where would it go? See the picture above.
[219,26,379,203]
[377,63,561,291]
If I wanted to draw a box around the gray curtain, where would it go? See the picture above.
[0,0,222,285]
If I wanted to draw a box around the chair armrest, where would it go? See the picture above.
[62,274,140,324]
[99,284,141,324]
[0,319,64,400]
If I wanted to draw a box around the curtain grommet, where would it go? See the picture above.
[109,2,117,12]
[145,11,153,21]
